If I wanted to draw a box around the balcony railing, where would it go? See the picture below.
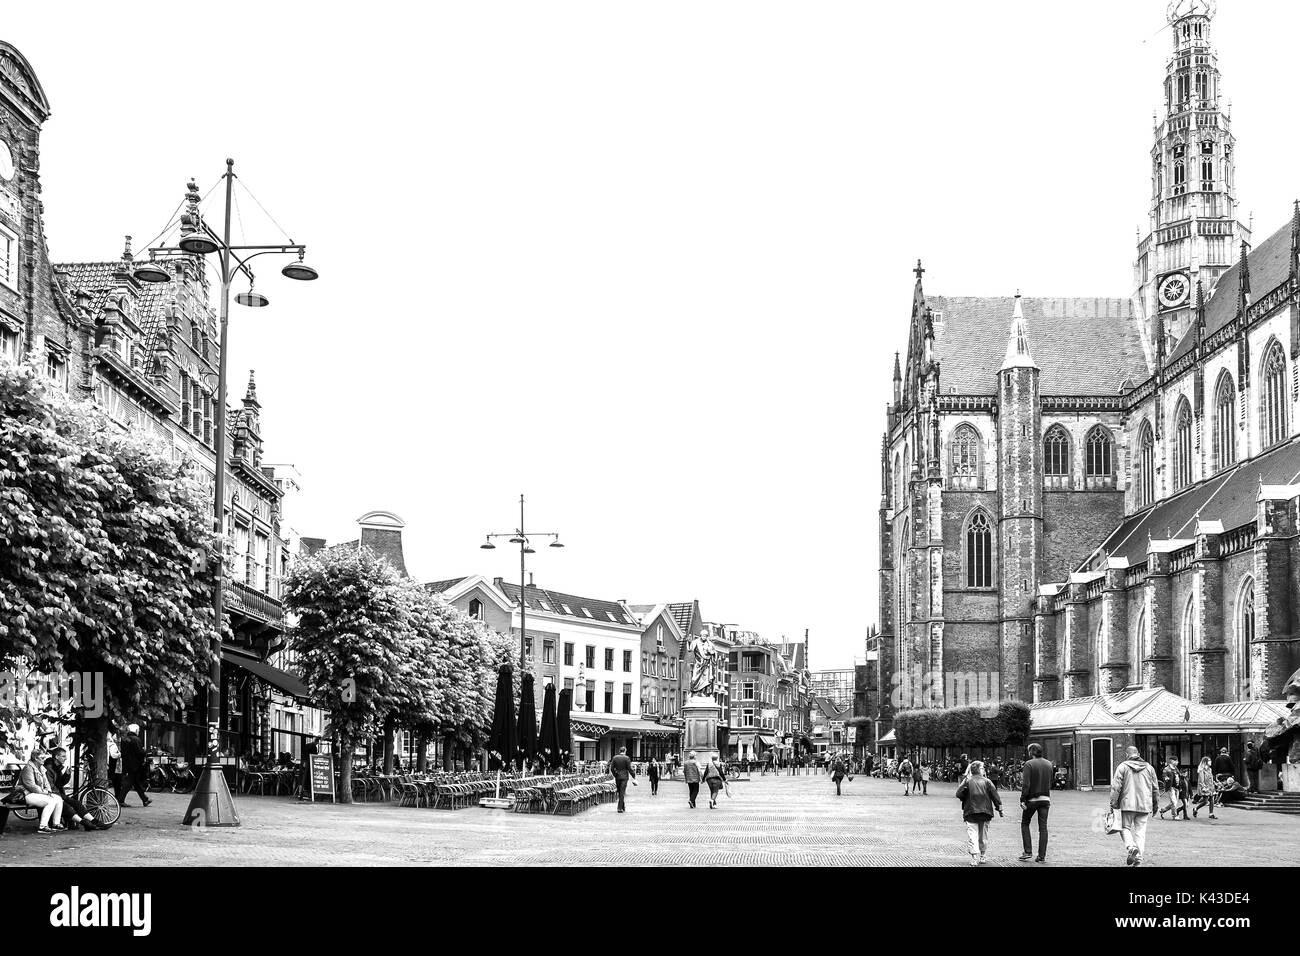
[227,579,285,626]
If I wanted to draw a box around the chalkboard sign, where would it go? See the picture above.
[308,754,335,803]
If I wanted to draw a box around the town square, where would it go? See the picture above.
[0,0,1296,936]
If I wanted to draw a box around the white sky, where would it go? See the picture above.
[9,1,1300,668]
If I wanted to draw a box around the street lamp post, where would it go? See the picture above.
[134,159,318,828]
[479,495,564,670]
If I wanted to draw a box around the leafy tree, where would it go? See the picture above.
[283,545,417,802]
[0,360,219,783]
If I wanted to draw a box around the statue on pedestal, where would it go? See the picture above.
[688,633,718,699]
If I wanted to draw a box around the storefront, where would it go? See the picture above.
[1029,686,1268,791]
[570,716,682,762]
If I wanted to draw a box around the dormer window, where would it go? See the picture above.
[469,598,482,620]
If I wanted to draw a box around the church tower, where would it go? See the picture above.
[1134,0,1247,362]
[997,296,1040,702]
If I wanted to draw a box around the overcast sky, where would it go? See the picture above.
[9,1,1300,669]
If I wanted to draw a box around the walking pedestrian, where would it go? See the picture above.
[1192,755,1218,819]
[1158,756,1188,820]
[919,758,931,795]
[911,757,923,794]
[958,753,970,779]
[897,754,913,795]
[683,751,702,808]
[955,760,1003,865]
[115,723,150,808]
[830,754,847,796]
[647,759,660,796]
[609,746,634,813]
[703,754,726,808]
[1110,745,1160,866]
[1244,742,1263,794]
[1018,742,1052,862]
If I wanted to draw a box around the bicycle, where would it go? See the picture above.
[11,754,121,828]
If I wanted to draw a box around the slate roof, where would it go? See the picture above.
[1168,214,1295,365]
[498,583,639,627]
[1090,434,1300,565]
[927,296,1147,395]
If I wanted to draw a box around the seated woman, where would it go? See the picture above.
[18,749,67,833]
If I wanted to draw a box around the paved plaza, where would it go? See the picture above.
[0,772,1292,867]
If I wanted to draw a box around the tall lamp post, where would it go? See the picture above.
[479,495,564,669]
[134,159,319,827]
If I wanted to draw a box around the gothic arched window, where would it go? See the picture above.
[1135,607,1149,672]
[1237,577,1255,700]
[1137,421,1155,507]
[1181,594,1195,699]
[1044,425,1070,477]
[1085,426,1113,477]
[1172,398,1193,491]
[1173,160,1186,195]
[1201,158,1213,189]
[1215,371,1236,471]
[950,424,980,479]
[893,453,902,509]
[1261,340,1289,449]
[469,598,483,620]
[965,510,993,589]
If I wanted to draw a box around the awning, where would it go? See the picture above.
[573,734,598,744]
[570,717,683,738]
[221,647,313,700]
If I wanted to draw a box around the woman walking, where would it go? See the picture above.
[702,754,727,809]
[830,754,847,796]
[955,760,1003,865]
[897,754,913,796]
[1158,757,1188,820]
[919,758,931,796]
[1192,755,1218,819]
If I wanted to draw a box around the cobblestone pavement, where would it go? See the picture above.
[0,772,1291,866]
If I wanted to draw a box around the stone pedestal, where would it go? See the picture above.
[682,696,723,763]
[1282,762,1300,793]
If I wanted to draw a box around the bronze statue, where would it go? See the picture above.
[1263,667,1300,764]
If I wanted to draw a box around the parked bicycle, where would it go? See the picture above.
[11,753,121,828]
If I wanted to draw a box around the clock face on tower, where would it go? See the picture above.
[1159,272,1190,309]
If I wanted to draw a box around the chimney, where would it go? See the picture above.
[493,576,504,589]
[528,572,535,587]
[355,511,408,577]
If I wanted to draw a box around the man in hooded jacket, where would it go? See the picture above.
[1110,745,1160,866]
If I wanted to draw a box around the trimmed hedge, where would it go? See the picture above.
[893,701,1031,750]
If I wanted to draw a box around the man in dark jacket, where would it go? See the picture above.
[1211,747,1236,783]
[1244,742,1263,793]
[647,759,660,796]
[609,746,634,813]
[682,751,702,807]
[1018,743,1053,863]
[45,749,104,831]
[115,724,151,808]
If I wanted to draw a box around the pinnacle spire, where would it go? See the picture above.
[892,351,901,381]
[1000,292,1036,371]
[244,369,259,406]
[1238,240,1251,315]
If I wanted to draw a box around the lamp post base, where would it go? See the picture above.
[182,760,241,828]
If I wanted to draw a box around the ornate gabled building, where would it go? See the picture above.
[0,41,300,758]
[878,1,1300,750]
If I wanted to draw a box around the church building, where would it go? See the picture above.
[877,0,1300,753]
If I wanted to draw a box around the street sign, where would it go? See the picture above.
[308,754,335,803]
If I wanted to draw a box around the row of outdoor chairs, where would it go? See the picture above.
[551,774,616,816]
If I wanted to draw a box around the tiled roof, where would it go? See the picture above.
[927,296,1147,395]
[1091,435,1300,566]
[1168,214,1295,365]
[1031,686,1242,733]
[777,642,806,671]
[425,577,467,594]
[54,260,175,364]
[666,602,696,633]
[1207,700,1289,727]
[498,583,638,627]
